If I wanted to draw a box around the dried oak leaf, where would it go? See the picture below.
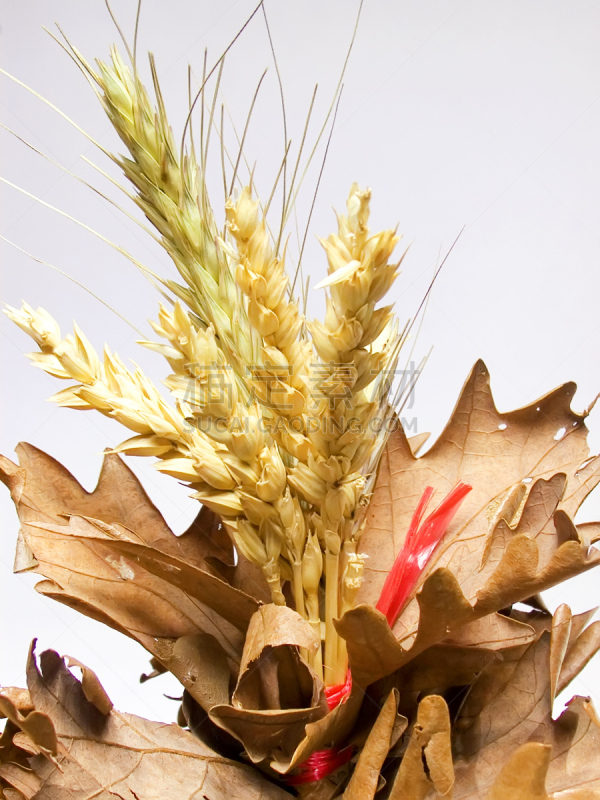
[0,690,32,717]
[342,689,405,800]
[0,696,48,800]
[0,444,260,666]
[455,607,599,746]
[388,694,454,800]
[0,643,292,800]
[338,361,600,685]
[0,690,56,756]
[199,609,364,775]
[452,610,600,798]
[372,643,499,697]
[64,656,113,715]
[443,611,537,650]
[173,605,328,765]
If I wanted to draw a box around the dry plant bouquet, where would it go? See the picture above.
[1,4,600,799]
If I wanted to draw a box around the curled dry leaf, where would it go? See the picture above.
[0,690,32,716]
[483,697,600,799]
[64,656,113,715]
[0,445,260,666]
[452,609,600,798]
[232,604,322,710]
[342,689,405,800]
[270,686,365,775]
[210,605,328,764]
[549,604,572,704]
[556,613,600,698]
[340,361,600,685]
[0,643,292,800]
[388,694,454,799]
[167,606,328,766]
[0,688,56,757]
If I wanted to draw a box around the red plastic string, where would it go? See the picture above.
[324,669,352,710]
[286,745,354,785]
[287,672,354,785]
[376,482,472,627]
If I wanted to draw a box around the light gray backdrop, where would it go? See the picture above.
[2,0,600,722]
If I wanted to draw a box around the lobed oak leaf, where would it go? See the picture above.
[3,443,224,567]
[209,605,328,764]
[371,643,499,696]
[341,689,404,800]
[0,643,292,800]
[387,694,454,799]
[0,690,56,757]
[0,446,263,669]
[329,608,600,800]
[444,611,537,650]
[342,362,600,685]
[166,606,328,766]
[452,609,600,798]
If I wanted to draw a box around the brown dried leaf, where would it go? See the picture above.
[181,504,235,566]
[484,699,600,799]
[232,605,321,710]
[485,741,552,800]
[29,516,244,661]
[271,686,364,774]
[65,514,259,629]
[346,362,600,684]
[207,606,328,764]
[407,432,430,456]
[167,607,328,766]
[0,691,56,756]
[0,718,30,762]
[549,604,572,704]
[0,764,41,800]
[6,443,214,567]
[388,695,454,799]
[0,444,267,610]
[542,697,600,797]
[361,362,600,607]
[168,633,232,712]
[0,690,32,717]
[383,643,499,694]
[452,611,600,798]
[65,656,113,715]
[557,618,600,696]
[342,689,403,800]
[337,570,472,686]
[453,631,553,768]
[0,450,260,667]
[10,733,41,757]
[3,789,27,800]
[0,644,293,800]
[444,612,536,650]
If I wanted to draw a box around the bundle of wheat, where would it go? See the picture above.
[1,4,599,799]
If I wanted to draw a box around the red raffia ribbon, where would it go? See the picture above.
[324,669,353,710]
[286,484,471,786]
[286,672,354,786]
[376,483,472,627]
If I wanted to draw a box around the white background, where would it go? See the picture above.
[1,0,600,722]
